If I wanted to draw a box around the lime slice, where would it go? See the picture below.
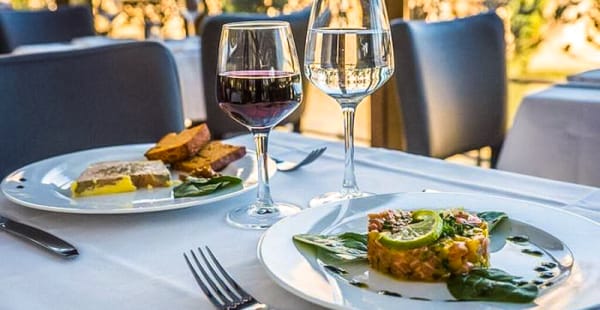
[378,210,443,250]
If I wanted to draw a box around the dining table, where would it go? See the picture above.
[497,83,600,187]
[1,131,599,309]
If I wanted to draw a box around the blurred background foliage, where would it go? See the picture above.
[408,0,599,126]
[2,0,598,123]
[221,0,287,14]
[410,0,600,75]
[3,0,597,76]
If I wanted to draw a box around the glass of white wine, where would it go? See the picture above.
[177,0,204,36]
[304,0,394,207]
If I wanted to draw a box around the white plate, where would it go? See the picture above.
[1,144,273,214]
[258,192,600,309]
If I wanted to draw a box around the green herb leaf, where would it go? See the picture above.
[447,268,538,303]
[173,176,243,198]
[293,232,368,261]
[441,215,466,238]
[477,211,508,232]
[439,210,477,238]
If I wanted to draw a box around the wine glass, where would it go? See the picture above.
[143,1,164,40]
[217,21,303,229]
[96,0,122,35]
[177,0,203,37]
[304,0,394,207]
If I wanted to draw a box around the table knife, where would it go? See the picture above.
[0,216,79,258]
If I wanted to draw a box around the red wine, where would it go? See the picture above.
[217,71,302,128]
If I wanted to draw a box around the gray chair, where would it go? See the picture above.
[0,42,184,178]
[199,8,310,139]
[390,13,507,166]
[0,5,94,54]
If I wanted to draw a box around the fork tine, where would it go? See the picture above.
[205,247,256,302]
[190,249,234,307]
[197,247,243,304]
[297,150,318,165]
[300,147,326,165]
[273,146,327,172]
[313,147,327,158]
[315,146,327,157]
[183,252,224,308]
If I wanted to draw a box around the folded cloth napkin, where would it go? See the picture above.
[567,69,600,84]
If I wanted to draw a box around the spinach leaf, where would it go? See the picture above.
[293,232,368,260]
[477,211,508,232]
[173,176,242,198]
[447,268,538,303]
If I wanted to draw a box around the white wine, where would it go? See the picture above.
[305,28,394,103]
[304,0,394,207]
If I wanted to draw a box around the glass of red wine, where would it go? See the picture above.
[217,21,303,229]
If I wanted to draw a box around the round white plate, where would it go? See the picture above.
[258,192,600,310]
[1,144,273,214]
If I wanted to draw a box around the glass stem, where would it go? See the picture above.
[187,20,196,36]
[341,102,359,195]
[252,129,275,212]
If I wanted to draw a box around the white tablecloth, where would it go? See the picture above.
[163,37,205,121]
[12,36,206,121]
[498,85,600,187]
[1,132,599,309]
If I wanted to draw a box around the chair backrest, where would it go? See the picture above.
[0,42,184,178]
[0,5,95,54]
[390,13,507,159]
[199,8,310,139]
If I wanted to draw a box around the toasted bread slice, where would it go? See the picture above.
[172,141,246,172]
[145,124,211,163]
[71,160,171,197]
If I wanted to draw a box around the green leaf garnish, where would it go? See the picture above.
[173,176,242,198]
[293,232,368,261]
[447,268,538,303]
[477,211,508,232]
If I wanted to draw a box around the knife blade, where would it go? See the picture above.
[0,216,79,258]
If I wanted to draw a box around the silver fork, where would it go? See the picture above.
[184,246,268,310]
[271,146,327,172]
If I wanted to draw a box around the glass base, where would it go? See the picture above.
[308,191,373,208]
[226,202,302,229]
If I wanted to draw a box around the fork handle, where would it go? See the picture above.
[242,303,269,310]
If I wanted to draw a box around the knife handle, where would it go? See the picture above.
[1,220,79,258]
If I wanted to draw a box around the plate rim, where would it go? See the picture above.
[257,191,600,310]
[1,143,269,214]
